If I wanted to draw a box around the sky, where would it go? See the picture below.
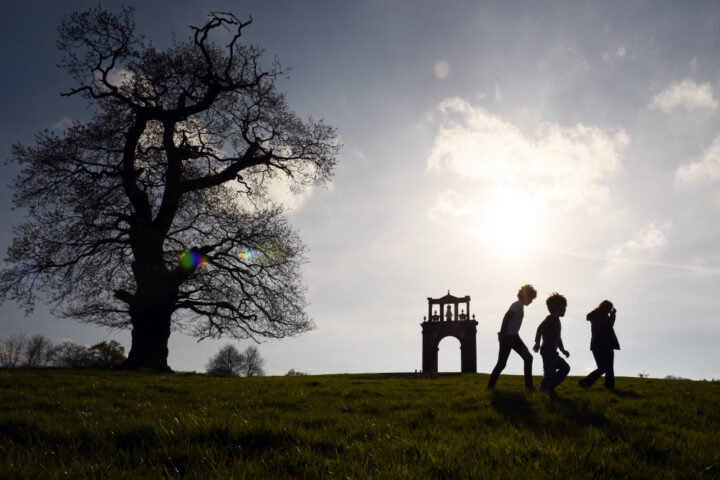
[1,1,719,379]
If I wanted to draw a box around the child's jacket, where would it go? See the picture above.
[535,314,562,350]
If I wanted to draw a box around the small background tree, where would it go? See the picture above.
[0,332,27,368]
[47,341,92,368]
[23,334,54,367]
[87,340,127,368]
[206,344,245,375]
[206,344,265,376]
[238,345,265,377]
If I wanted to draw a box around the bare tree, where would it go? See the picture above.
[206,344,244,375]
[23,334,54,367]
[0,332,28,368]
[1,6,339,370]
[239,345,265,377]
[47,340,92,368]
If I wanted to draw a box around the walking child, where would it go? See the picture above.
[533,292,570,394]
[487,284,537,391]
[579,300,620,390]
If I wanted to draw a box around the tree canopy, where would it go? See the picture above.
[206,344,264,376]
[0,6,339,370]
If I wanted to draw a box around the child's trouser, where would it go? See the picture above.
[488,335,534,389]
[580,348,615,389]
[540,347,570,391]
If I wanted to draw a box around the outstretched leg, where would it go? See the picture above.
[509,336,534,389]
[539,348,555,392]
[597,349,615,389]
[581,349,610,388]
[487,336,512,389]
[554,356,570,389]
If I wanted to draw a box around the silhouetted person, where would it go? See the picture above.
[487,284,537,391]
[431,310,440,322]
[459,309,467,320]
[533,292,570,394]
[579,300,620,390]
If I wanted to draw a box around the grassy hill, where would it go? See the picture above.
[1,369,718,479]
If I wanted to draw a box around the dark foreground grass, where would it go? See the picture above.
[1,369,718,479]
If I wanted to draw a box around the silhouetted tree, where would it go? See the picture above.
[285,368,309,376]
[87,340,127,368]
[238,345,265,377]
[0,332,28,367]
[206,344,244,375]
[47,340,92,368]
[24,334,54,367]
[0,6,339,370]
[206,344,264,376]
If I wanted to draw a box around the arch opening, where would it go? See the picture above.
[437,336,462,373]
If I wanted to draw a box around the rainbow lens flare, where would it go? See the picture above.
[178,250,208,270]
[237,249,261,261]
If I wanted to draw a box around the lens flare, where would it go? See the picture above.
[237,249,261,261]
[178,250,208,270]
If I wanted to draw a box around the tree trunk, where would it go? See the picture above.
[121,309,173,371]
[120,246,176,372]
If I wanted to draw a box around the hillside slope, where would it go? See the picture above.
[1,369,718,478]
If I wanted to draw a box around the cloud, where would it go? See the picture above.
[650,78,718,114]
[433,60,450,80]
[93,68,135,91]
[52,116,73,132]
[265,175,315,212]
[602,45,627,63]
[429,189,471,220]
[675,136,720,187]
[608,221,671,260]
[426,97,629,211]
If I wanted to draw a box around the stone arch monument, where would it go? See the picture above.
[421,291,478,374]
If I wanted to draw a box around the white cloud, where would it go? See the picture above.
[433,60,450,80]
[650,78,718,114]
[429,189,471,220]
[266,175,314,212]
[52,116,73,132]
[608,221,671,260]
[675,136,720,187]
[229,170,318,213]
[602,45,627,63]
[426,97,629,211]
[93,68,135,91]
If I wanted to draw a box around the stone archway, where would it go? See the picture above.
[421,292,478,374]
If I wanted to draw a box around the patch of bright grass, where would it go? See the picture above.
[1,369,718,478]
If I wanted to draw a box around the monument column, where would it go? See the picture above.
[460,323,478,373]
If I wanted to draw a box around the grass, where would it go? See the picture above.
[1,369,719,479]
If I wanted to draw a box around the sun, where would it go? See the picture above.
[476,188,545,250]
